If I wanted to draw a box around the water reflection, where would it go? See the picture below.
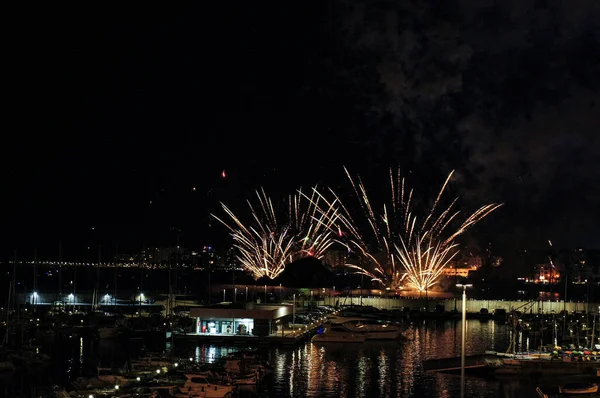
[377,350,389,397]
[266,319,526,397]
[45,319,537,397]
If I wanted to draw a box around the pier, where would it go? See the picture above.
[174,322,321,347]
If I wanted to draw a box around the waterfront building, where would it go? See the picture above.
[191,303,292,337]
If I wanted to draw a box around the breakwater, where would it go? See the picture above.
[319,297,597,314]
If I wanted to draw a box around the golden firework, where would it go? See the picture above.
[212,188,340,279]
[313,168,502,291]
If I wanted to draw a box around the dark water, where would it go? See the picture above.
[41,319,540,398]
[262,320,526,398]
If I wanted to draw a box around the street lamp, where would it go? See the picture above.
[456,283,472,398]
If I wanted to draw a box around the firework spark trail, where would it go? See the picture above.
[312,168,502,291]
[212,189,340,279]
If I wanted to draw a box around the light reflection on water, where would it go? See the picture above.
[47,319,532,397]
[264,319,524,397]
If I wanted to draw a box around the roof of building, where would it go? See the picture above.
[190,303,292,320]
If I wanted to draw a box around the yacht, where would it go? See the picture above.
[311,325,367,343]
[330,317,403,340]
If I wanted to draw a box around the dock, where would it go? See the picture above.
[424,354,600,377]
[174,323,321,347]
[423,354,495,373]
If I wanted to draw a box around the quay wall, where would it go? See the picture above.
[318,297,598,314]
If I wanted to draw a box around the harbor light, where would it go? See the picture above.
[174,362,178,367]
[89,395,94,398]
[190,357,193,361]
[456,283,473,398]
[156,369,160,374]
[136,377,140,381]
[115,385,119,390]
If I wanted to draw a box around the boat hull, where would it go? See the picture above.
[312,334,367,343]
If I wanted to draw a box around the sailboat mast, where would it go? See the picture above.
[58,240,63,296]
[33,246,38,315]
[2,281,12,346]
[12,249,17,315]
[97,244,101,309]
[114,245,118,303]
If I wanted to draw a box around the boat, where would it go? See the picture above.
[329,317,403,340]
[558,382,598,394]
[180,374,234,397]
[311,325,367,343]
[191,370,257,387]
[97,367,130,386]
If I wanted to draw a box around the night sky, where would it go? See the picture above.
[3,2,599,264]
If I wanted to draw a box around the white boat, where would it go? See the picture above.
[180,375,234,398]
[330,317,403,340]
[311,325,367,343]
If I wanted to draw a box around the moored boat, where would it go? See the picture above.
[558,382,598,394]
[328,316,403,340]
[311,325,367,343]
[181,374,234,397]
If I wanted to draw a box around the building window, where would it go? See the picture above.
[234,319,254,335]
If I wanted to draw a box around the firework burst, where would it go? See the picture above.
[314,168,502,291]
[212,188,340,279]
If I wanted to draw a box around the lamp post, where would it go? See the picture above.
[552,310,557,347]
[456,283,472,398]
[293,293,296,330]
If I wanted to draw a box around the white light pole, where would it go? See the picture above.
[457,283,472,398]
[223,289,226,302]
[293,293,296,331]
